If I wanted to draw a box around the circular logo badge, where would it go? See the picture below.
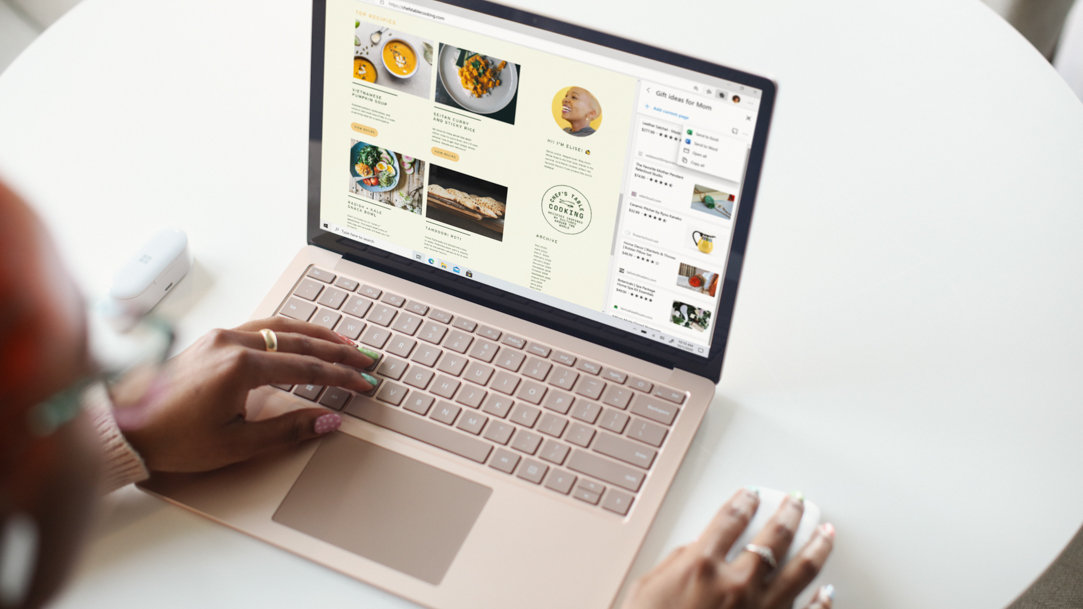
[541,186,591,235]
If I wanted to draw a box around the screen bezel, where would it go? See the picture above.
[307,0,776,383]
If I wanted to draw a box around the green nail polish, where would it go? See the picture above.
[745,486,760,496]
[357,346,381,361]
[361,372,380,387]
[790,490,805,502]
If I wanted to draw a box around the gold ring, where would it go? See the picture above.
[259,328,278,352]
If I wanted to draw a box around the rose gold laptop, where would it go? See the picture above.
[142,1,776,607]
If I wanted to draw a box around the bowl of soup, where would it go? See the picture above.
[381,38,418,78]
[353,56,377,82]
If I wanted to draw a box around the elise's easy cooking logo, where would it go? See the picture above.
[540,185,591,235]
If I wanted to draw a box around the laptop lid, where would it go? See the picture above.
[306,0,775,382]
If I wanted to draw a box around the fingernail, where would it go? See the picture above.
[334,333,358,346]
[790,490,805,503]
[805,522,835,556]
[357,346,381,362]
[314,413,341,435]
[730,487,758,519]
[818,584,835,602]
[361,372,380,387]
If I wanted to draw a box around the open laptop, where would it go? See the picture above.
[143,0,775,607]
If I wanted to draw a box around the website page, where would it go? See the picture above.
[319,0,763,356]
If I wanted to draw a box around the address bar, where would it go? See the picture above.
[383,0,448,23]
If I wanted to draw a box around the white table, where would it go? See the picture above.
[2,0,1082,607]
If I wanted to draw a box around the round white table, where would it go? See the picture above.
[2,0,1082,607]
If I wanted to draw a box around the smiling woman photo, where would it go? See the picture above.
[553,85,602,136]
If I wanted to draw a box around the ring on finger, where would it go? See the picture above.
[259,328,279,352]
[742,543,778,570]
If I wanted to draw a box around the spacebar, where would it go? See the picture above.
[344,396,492,464]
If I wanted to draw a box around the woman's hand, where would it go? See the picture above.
[114,317,377,473]
[622,488,835,609]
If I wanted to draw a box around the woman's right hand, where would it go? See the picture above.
[621,488,835,609]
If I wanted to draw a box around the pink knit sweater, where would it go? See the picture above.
[84,383,149,492]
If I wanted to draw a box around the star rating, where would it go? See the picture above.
[630,210,668,223]
[643,129,679,141]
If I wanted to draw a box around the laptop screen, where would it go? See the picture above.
[308,0,775,382]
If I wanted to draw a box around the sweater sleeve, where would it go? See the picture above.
[83,382,149,492]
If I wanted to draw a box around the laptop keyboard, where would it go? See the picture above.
[274,266,687,517]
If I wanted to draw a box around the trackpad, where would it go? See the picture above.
[273,433,491,585]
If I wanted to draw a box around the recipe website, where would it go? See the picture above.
[319,0,761,354]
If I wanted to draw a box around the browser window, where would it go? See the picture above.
[319,0,763,356]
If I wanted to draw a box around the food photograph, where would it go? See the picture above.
[349,140,425,214]
[424,163,508,240]
[434,44,520,124]
[353,21,434,100]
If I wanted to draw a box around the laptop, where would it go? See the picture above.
[143,1,775,607]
